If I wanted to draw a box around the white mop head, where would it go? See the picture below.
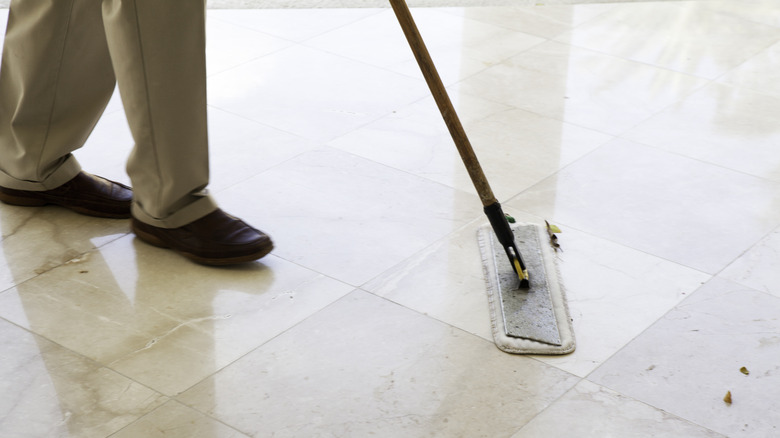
[478,223,575,355]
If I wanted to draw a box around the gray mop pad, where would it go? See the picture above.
[478,223,575,355]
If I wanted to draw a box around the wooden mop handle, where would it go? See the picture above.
[389,0,497,207]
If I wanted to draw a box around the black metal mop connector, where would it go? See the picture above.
[484,202,530,288]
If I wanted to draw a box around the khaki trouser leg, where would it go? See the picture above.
[102,0,216,228]
[0,0,217,228]
[0,0,115,190]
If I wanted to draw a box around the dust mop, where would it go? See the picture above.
[389,0,575,354]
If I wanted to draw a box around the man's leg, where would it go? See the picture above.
[101,0,272,264]
[0,0,131,217]
[101,0,215,228]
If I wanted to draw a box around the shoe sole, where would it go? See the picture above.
[0,192,131,219]
[131,221,273,266]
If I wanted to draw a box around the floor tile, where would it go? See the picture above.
[329,94,612,201]
[683,0,780,31]
[624,82,780,182]
[530,222,710,376]
[199,107,319,192]
[111,401,250,438]
[0,206,128,293]
[217,147,481,286]
[511,380,725,437]
[506,138,780,274]
[205,15,292,76]
[442,4,617,40]
[363,217,498,341]
[209,8,382,43]
[719,226,780,298]
[458,41,708,136]
[0,9,6,43]
[720,39,780,99]
[589,278,780,437]
[207,44,429,142]
[553,1,780,80]
[179,290,580,437]
[0,319,166,438]
[77,110,134,187]
[304,9,546,85]
[0,235,353,396]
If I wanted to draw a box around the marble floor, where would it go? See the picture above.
[2,1,780,437]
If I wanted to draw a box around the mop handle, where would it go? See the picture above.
[389,0,496,207]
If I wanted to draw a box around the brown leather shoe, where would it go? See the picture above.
[0,171,132,218]
[131,209,274,266]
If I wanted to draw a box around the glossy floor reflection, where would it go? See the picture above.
[2,2,780,437]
